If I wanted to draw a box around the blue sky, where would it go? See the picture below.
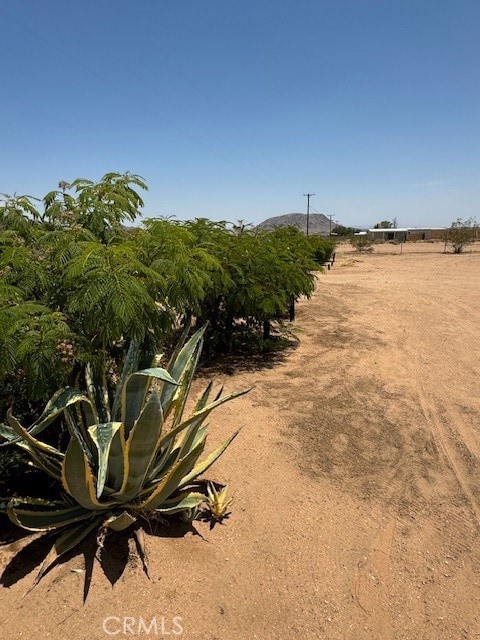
[1,0,479,228]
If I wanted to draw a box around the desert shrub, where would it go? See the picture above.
[350,236,374,252]
[445,218,477,253]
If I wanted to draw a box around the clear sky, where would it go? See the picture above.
[1,0,479,228]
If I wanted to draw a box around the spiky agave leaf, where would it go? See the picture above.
[116,390,164,502]
[160,326,206,419]
[6,410,63,459]
[144,386,248,486]
[137,441,206,510]
[9,440,63,480]
[88,422,122,498]
[61,438,116,510]
[169,327,206,428]
[7,499,93,531]
[154,491,205,514]
[27,518,102,594]
[111,339,141,421]
[85,363,109,424]
[121,366,177,434]
[106,423,127,492]
[102,510,137,531]
[178,430,241,489]
[0,388,94,447]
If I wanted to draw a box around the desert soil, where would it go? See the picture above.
[1,241,480,640]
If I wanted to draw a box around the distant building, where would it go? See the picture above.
[367,227,446,242]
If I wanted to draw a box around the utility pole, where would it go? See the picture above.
[328,214,334,236]
[303,193,315,235]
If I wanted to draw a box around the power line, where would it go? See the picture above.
[303,193,315,236]
[328,213,335,236]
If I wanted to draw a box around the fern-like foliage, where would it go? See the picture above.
[0,302,72,401]
[61,241,169,346]
[139,219,225,315]
[42,173,147,241]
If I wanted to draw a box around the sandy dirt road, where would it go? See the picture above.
[1,241,480,640]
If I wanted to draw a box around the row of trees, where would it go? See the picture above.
[0,172,335,419]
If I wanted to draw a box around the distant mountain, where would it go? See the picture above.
[257,213,338,235]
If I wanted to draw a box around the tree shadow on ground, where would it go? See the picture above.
[199,338,298,377]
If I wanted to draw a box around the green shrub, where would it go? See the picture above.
[445,218,477,253]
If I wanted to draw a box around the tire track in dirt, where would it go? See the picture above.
[418,373,480,507]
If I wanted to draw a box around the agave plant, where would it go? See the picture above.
[206,482,233,522]
[0,327,248,585]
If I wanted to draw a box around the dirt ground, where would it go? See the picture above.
[1,240,480,640]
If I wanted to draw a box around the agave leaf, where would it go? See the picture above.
[160,327,206,418]
[170,330,204,428]
[176,385,222,448]
[142,429,204,493]
[147,399,209,483]
[175,412,209,461]
[144,441,178,486]
[79,398,97,428]
[106,423,127,492]
[64,407,95,466]
[62,438,115,510]
[119,389,163,501]
[159,387,250,455]
[28,518,101,592]
[111,339,141,420]
[178,429,240,489]
[191,424,208,449]
[155,491,206,514]
[121,367,177,434]
[194,381,214,412]
[165,319,192,371]
[173,386,248,446]
[0,422,16,444]
[134,368,178,383]
[168,326,206,381]
[144,416,204,484]
[85,363,110,423]
[136,441,206,511]
[31,388,94,436]
[14,441,63,480]
[88,422,122,498]
[33,387,84,424]
[2,389,93,446]
[103,510,136,531]
[7,410,63,458]
[7,499,92,531]
[143,389,247,483]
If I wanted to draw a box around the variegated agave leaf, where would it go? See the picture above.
[88,422,122,498]
[121,366,177,434]
[7,499,93,531]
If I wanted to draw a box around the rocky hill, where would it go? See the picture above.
[257,213,337,235]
